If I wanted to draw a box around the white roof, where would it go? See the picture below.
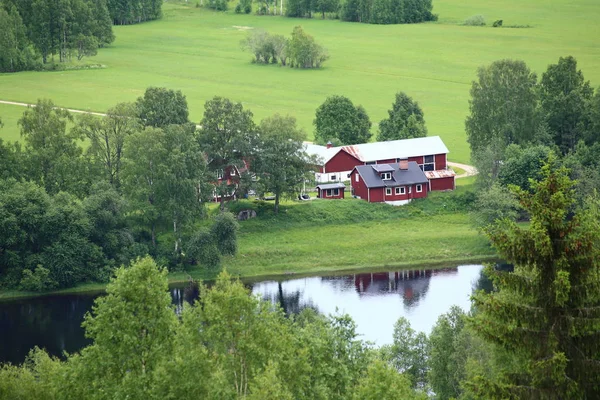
[305,136,449,165]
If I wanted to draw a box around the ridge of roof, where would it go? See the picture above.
[304,136,449,165]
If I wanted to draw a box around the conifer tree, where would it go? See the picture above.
[469,158,600,399]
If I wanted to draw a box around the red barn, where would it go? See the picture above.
[305,136,455,191]
[350,161,429,205]
[316,183,346,199]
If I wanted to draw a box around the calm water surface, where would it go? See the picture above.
[0,265,484,364]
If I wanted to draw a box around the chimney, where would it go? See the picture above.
[399,159,409,170]
[326,141,333,149]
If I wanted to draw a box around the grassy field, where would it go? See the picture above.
[0,0,599,162]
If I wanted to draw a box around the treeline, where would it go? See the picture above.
[0,0,162,72]
[0,0,113,68]
[465,56,600,226]
[0,89,314,292]
[241,26,329,69]
[229,0,437,24]
[107,0,162,25]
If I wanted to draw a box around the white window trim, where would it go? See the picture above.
[386,188,392,195]
[333,188,339,196]
[326,189,332,197]
[355,173,359,182]
[330,175,337,181]
[416,184,422,193]
[382,172,392,180]
[395,187,401,195]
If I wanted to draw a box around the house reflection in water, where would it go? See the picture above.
[348,268,458,306]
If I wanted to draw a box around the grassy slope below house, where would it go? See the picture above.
[1,0,599,163]
[0,186,494,300]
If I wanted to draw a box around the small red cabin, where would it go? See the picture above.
[316,183,345,199]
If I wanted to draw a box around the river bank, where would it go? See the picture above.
[0,187,495,301]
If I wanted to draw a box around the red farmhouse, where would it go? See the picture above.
[305,136,455,191]
[350,160,429,205]
[316,183,345,199]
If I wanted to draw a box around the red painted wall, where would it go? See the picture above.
[435,154,447,169]
[373,183,428,203]
[369,188,384,203]
[377,158,396,164]
[408,156,423,164]
[430,177,455,191]
[325,150,362,173]
[319,188,345,199]
[350,170,369,199]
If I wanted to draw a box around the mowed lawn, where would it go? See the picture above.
[220,213,492,278]
[1,0,599,162]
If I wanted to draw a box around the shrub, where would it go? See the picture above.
[19,266,57,292]
[235,3,242,13]
[186,229,221,269]
[493,19,503,27]
[211,212,239,256]
[464,15,486,26]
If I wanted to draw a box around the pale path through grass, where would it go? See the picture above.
[0,0,599,162]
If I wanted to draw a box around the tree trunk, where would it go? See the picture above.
[220,194,225,211]
[151,223,156,248]
[274,193,280,214]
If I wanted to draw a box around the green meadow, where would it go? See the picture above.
[1,0,599,162]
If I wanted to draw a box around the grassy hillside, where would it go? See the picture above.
[0,0,599,162]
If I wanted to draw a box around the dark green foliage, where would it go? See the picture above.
[497,144,552,191]
[206,0,227,11]
[492,19,502,27]
[210,212,239,256]
[186,229,221,268]
[198,96,257,210]
[107,0,162,25]
[136,87,189,128]
[470,160,600,398]
[466,59,541,155]
[11,0,115,65]
[285,0,313,17]
[314,95,372,144]
[0,3,41,72]
[0,138,24,180]
[0,180,132,290]
[254,114,313,213]
[287,26,328,68]
[377,92,427,141]
[19,266,57,291]
[540,56,594,154]
[340,0,436,24]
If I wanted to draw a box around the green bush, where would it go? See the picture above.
[211,212,239,256]
[186,229,221,269]
[19,266,57,292]
[493,19,503,27]
[464,15,486,26]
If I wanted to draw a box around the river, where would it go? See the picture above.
[0,264,485,365]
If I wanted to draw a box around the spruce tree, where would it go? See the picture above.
[469,158,600,398]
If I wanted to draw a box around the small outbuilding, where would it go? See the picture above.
[316,182,346,199]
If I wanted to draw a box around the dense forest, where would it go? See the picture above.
[0,0,162,72]
[0,90,314,292]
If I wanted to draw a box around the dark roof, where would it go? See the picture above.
[352,162,428,188]
[316,183,346,190]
